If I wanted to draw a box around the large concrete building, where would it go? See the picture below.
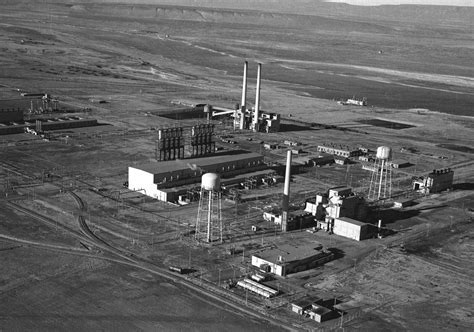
[305,187,367,222]
[305,187,370,240]
[251,244,333,277]
[128,152,265,202]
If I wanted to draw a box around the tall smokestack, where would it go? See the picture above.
[240,61,248,130]
[241,61,248,111]
[253,63,262,132]
[281,150,292,232]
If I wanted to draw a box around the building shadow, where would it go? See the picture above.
[327,247,345,259]
[278,123,314,132]
[453,182,474,190]
[368,208,420,225]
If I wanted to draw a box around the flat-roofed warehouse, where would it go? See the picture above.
[333,217,369,241]
[128,152,265,202]
[251,244,334,277]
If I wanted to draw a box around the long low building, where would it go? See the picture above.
[128,152,265,202]
[317,145,363,158]
[252,244,334,277]
[237,278,279,298]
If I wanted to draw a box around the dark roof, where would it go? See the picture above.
[292,298,314,309]
[130,152,263,174]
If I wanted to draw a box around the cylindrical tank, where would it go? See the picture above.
[201,173,220,191]
[376,146,392,160]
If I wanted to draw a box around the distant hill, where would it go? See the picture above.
[5,0,473,26]
[65,0,474,25]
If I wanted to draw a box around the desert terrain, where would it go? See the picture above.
[0,1,473,331]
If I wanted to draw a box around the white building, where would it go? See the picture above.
[333,217,369,241]
[128,152,264,202]
[252,244,333,277]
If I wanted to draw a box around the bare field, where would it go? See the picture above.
[0,1,473,331]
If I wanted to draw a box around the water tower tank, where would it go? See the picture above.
[201,173,220,191]
[376,146,392,160]
[204,104,212,113]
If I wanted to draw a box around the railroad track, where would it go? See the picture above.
[6,195,298,331]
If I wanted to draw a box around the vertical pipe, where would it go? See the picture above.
[240,61,248,130]
[254,63,262,132]
[281,150,292,232]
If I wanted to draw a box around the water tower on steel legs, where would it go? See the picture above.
[368,146,393,201]
[195,173,223,244]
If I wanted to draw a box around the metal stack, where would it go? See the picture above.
[156,127,184,161]
[190,124,215,157]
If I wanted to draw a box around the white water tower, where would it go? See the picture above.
[195,173,223,244]
[368,146,393,200]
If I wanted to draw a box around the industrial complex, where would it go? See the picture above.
[1,3,473,330]
[0,57,467,329]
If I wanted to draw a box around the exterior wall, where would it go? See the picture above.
[309,155,334,166]
[305,201,318,215]
[263,211,282,224]
[40,119,97,131]
[429,170,454,193]
[252,252,333,276]
[128,167,162,199]
[307,309,336,322]
[362,164,377,172]
[328,187,352,197]
[333,218,368,241]
[251,256,284,276]
[285,252,333,274]
[334,158,348,165]
[414,169,454,194]
[292,305,306,315]
[326,204,341,219]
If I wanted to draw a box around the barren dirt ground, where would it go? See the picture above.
[1,1,473,331]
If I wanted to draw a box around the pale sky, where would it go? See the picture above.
[325,0,474,6]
